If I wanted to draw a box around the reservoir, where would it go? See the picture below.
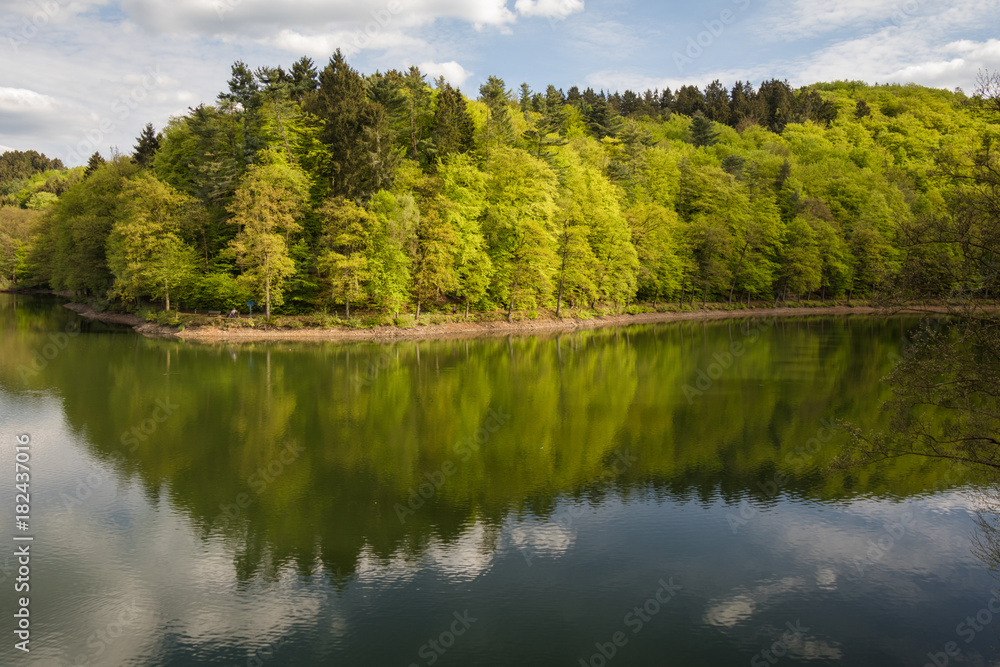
[0,293,994,666]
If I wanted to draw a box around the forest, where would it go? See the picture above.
[0,52,995,322]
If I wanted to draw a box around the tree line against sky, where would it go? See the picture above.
[0,52,993,321]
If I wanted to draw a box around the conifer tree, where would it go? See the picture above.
[132,123,160,168]
[479,76,513,173]
[84,152,106,178]
[432,84,475,160]
[689,112,720,148]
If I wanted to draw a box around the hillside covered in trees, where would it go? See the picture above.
[0,53,995,321]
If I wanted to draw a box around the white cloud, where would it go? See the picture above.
[116,0,519,36]
[758,0,997,41]
[589,3,999,95]
[760,0,924,40]
[585,65,764,94]
[266,27,427,59]
[0,144,15,154]
[790,32,999,92]
[420,60,474,87]
[0,0,110,25]
[515,0,585,19]
[0,87,58,112]
[0,87,65,137]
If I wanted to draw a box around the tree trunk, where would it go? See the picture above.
[164,279,170,312]
[728,241,750,305]
[415,300,421,320]
[465,299,470,320]
[556,251,567,318]
[485,108,492,175]
[409,101,418,160]
[264,252,271,319]
[274,99,291,162]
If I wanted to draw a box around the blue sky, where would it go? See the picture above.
[1,0,998,165]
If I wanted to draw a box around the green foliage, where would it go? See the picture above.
[0,207,43,286]
[32,156,139,294]
[307,49,399,200]
[0,150,64,190]
[8,54,994,317]
[106,173,199,310]
[227,150,308,318]
[317,197,373,317]
[689,112,720,148]
[132,123,161,168]
[482,146,558,320]
[432,82,476,162]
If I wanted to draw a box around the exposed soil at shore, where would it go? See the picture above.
[58,301,959,343]
[62,302,179,337]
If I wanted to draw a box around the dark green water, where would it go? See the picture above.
[0,294,995,666]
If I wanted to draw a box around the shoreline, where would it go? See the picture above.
[56,301,961,343]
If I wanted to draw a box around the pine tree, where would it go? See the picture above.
[306,50,397,200]
[431,84,475,160]
[403,67,434,162]
[703,80,731,124]
[689,112,720,148]
[132,123,160,168]
[218,61,264,168]
[478,76,513,173]
[84,152,106,178]
[519,83,532,112]
[289,56,319,102]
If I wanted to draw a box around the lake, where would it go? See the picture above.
[0,293,996,666]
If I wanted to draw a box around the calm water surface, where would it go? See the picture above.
[0,294,996,666]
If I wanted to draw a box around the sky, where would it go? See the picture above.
[1,0,998,166]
